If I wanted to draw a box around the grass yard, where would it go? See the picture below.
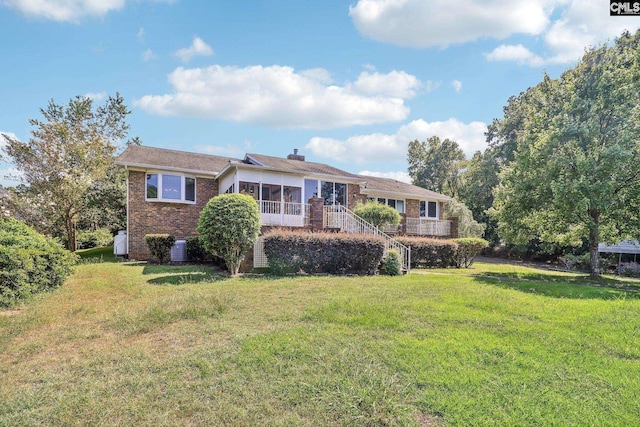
[76,245,118,263]
[1,262,639,426]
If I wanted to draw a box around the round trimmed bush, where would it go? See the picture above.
[0,218,78,307]
[353,201,401,229]
[145,234,175,263]
[197,194,261,276]
[453,238,489,268]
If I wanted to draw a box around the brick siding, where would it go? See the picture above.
[128,170,218,260]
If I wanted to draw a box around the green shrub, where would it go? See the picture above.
[380,249,402,276]
[0,218,78,307]
[263,230,385,275]
[186,236,206,262]
[559,252,591,271]
[395,236,458,268]
[453,238,489,268]
[197,194,261,276]
[353,201,401,229]
[76,228,113,249]
[145,234,176,263]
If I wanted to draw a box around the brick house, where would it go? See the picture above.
[115,145,454,268]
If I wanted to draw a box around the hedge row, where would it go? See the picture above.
[0,218,78,307]
[395,236,488,268]
[395,236,458,268]
[263,230,385,275]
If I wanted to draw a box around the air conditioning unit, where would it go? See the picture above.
[170,240,187,262]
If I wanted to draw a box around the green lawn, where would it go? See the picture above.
[1,262,639,426]
[76,245,118,263]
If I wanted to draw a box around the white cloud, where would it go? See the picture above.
[0,132,22,186]
[0,166,24,187]
[350,0,640,66]
[349,0,551,48]
[485,44,545,67]
[304,118,487,164]
[175,37,214,62]
[359,170,412,183]
[542,0,640,64]
[142,48,157,61]
[84,91,106,101]
[137,27,145,41]
[451,80,463,94]
[0,131,18,145]
[134,65,411,129]
[299,68,334,84]
[4,0,174,22]
[424,80,442,93]
[4,0,126,22]
[352,70,422,98]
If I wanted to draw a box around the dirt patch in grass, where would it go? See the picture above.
[0,310,22,317]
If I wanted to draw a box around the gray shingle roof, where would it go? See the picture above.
[358,175,451,201]
[115,145,239,175]
[115,145,450,201]
[245,153,363,180]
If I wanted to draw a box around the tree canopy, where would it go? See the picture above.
[1,94,131,249]
[407,136,465,198]
[491,30,640,276]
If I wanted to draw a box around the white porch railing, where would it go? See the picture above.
[405,218,451,236]
[259,201,307,227]
[323,205,410,273]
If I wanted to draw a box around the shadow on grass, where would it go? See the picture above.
[141,264,228,285]
[473,274,640,300]
[76,245,120,263]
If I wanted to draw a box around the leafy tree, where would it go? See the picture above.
[197,194,261,276]
[443,199,485,238]
[457,149,501,243]
[353,201,401,229]
[1,94,130,250]
[491,31,640,277]
[407,136,465,197]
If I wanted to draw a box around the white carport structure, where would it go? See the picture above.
[598,239,640,271]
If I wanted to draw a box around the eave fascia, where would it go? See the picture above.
[360,187,451,202]
[117,162,218,178]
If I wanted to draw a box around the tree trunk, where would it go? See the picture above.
[588,212,600,278]
[65,214,76,252]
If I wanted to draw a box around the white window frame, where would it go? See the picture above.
[145,172,196,204]
[369,197,405,214]
[420,200,439,219]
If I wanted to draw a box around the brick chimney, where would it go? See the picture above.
[287,148,305,161]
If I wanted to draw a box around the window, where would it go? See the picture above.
[146,173,196,203]
[320,181,347,206]
[283,186,302,203]
[261,183,281,202]
[239,181,259,200]
[420,201,438,218]
[304,179,318,203]
[371,197,404,214]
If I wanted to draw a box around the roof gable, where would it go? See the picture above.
[359,175,451,201]
[244,153,362,180]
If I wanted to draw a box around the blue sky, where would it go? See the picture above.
[1,0,640,186]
